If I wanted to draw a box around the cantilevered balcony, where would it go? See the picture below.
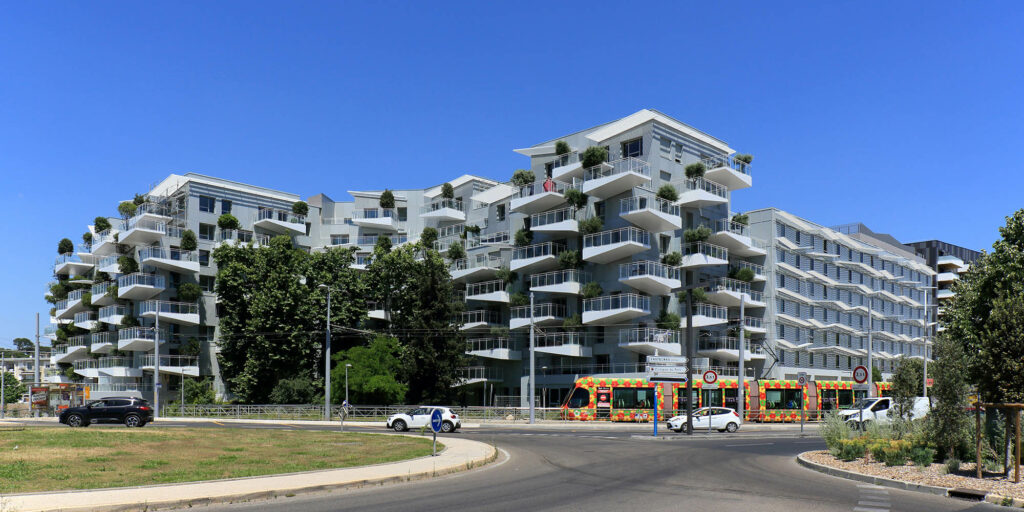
[702,155,752,191]
[511,241,566,273]
[458,310,503,331]
[121,217,167,246]
[680,302,730,328]
[509,302,566,330]
[98,356,141,377]
[708,220,766,258]
[582,293,650,325]
[218,229,271,247]
[676,177,729,208]
[550,153,583,181]
[479,231,511,246]
[73,359,100,379]
[139,300,200,326]
[55,289,88,320]
[457,366,503,385]
[142,355,200,377]
[91,229,119,255]
[139,247,200,274]
[450,255,503,282]
[54,335,90,364]
[465,280,510,303]
[44,326,58,341]
[43,368,71,384]
[537,332,592,358]
[117,327,168,352]
[580,157,651,199]
[681,241,729,268]
[349,253,371,272]
[255,207,307,235]
[96,254,120,275]
[131,202,171,223]
[351,208,402,231]
[937,289,955,300]
[618,260,681,296]
[734,316,767,334]
[732,260,766,282]
[618,328,682,356]
[706,278,766,308]
[583,227,650,264]
[90,331,117,354]
[937,255,965,272]
[936,271,958,284]
[356,234,409,247]
[510,181,571,214]
[117,273,165,300]
[528,269,590,295]
[54,252,94,277]
[466,338,521,360]
[696,336,764,362]
[531,207,580,235]
[619,194,681,233]
[366,301,390,322]
[91,281,116,306]
[434,236,480,253]
[420,198,466,222]
[74,311,97,330]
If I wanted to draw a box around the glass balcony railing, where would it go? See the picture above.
[698,336,763,354]
[479,231,510,245]
[139,300,199,316]
[583,293,650,313]
[528,362,648,377]
[684,302,729,321]
[74,311,97,324]
[258,207,306,225]
[619,194,680,217]
[357,235,408,246]
[716,219,749,237]
[451,256,502,272]
[467,338,515,352]
[733,260,764,276]
[459,366,502,381]
[93,229,116,247]
[702,155,752,176]
[584,226,650,249]
[421,198,464,214]
[91,281,112,297]
[73,359,98,370]
[619,328,680,346]
[437,223,466,239]
[117,272,166,290]
[710,277,763,302]
[549,152,579,170]
[509,302,566,320]
[680,176,728,199]
[141,355,198,367]
[684,241,728,260]
[65,335,89,349]
[55,289,87,312]
[91,383,155,392]
[528,269,591,289]
[124,217,167,234]
[618,260,680,281]
[458,310,502,326]
[531,207,577,228]
[96,254,120,271]
[434,236,481,252]
[54,252,86,268]
[91,331,117,345]
[465,280,508,297]
[352,208,397,220]
[513,241,567,260]
[515,180,571,199]
[118,327,167,342]
[138,247,197,262]
[582,157,650,182]
[98,356,132,369]
[537,331,589,348]
[218,229,256,244]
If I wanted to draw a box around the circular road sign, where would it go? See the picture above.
[853,365,869,384]
[797,374,807,387]
[702,370,718,385]
[430,408,444,434]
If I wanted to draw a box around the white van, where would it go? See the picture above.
[839,396,930,427]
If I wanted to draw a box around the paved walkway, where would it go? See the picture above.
[1,435,496,512]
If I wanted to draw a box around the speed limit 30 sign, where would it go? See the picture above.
[853,365,869,384]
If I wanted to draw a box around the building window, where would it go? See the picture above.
[200,275,215,292]
[659,235,670,254]
[199,196,215,213]
[221,199,232,214]
[777,223,785,238]
[777,324,785,339]
[595,201,605,221]
[659,170,671,182]
[621,138,643,158]
[331,235,349,245]
[199,223,215,241]
[397,207,407,221]
[496,204,506,222]
[199,250,210,266]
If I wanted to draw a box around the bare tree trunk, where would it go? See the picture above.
[1007,414,1014,478]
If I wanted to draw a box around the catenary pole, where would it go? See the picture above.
[154,308,161,418]
[922,288,929,398]
[35,312,40,418]
[685,285,694,436]
[529,291,536,424]
[867,297,873,398]
[325,287,332,421]
[737,294,745,423]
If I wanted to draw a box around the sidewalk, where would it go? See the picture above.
[2,435,497,512]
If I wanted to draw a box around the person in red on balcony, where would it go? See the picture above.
[542,176,556,192]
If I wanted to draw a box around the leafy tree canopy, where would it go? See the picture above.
[332,335,407,405]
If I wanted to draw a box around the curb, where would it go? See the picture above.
[796,452,952,497]
[3,436,498,512]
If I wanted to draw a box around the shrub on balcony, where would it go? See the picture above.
[734,154,754,164]
[555,140,571,156]
[511,169,536,187]
[57,238,74,255]
[94,271,109,283]
[94,217,112,233]
[119,314,139,328]
[731,267,755,283]
[495,267,518,284]
[562,314,582,328]
[379,189,395,209]
[683,226,712,243]
[678,287,708,303]
[581,282,603,299]
[81,292,92,309]
[489,326,510,338]
[217,213,240,230]
[180,337,201,357]
[118,201,138,220]
[514,228,533,247]
[117,256,138,275]
[685,162,706,179]
[462,225,481,239]
[731,213,749,226]
[558,250,582,270]
[662,251,682,266]
[180,230,198,251]
[105,284,118,299]
[441,183,455,200]
[656,184,679,202]
[578,216,603,235]
[133,193,147,206]
[510,292,529,307]
[420,227,438,248]
[178,283,203,302]
[564,188,588,210]
[291,201,309,216]
[82,232,93,245]
[446,241,466,261]
[655,310,681,330]
[581,146,608,168]
[375,236,392,253]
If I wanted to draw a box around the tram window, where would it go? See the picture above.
[765,389,803,409]
[565,388,591,409]
[701,389,723,407]
[837,390,854,408]
[613,388,654,409]
[677,390,699,412]
[821,392,836,411]
[724,389,739,408]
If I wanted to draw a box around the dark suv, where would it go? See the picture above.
[59,397,154,428]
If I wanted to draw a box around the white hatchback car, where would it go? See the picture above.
[667,407,742,433]
[387,406,461,433]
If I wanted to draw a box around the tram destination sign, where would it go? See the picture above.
[647,356,688,364]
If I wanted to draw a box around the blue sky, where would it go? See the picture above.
[2,2,1022,348]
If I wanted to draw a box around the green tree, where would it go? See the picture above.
[420,227,438,249]
[929,333,971,460]
[558,250,582,270]
[514,228,533,247]
[118,255,138,275]
[82,232,93,245]
[656,184,678,202]
[94,217,112,233]
[217,213,240,230]
[379,189,395,209]
[564,189,588,210]
[177,283,202,302]
[441,183,455,200]
[662,252,682,266]
[269,377,321,404]
[685,162,706,179]
[58,238,74,255]
[366,243,417,321]
[734,153,754,164]
[555,140,571,155]
[118,201,137,219]
[292,201,309,216]
[446,241,466,261]
[872,365,883,383]
[180,230,198,251]
[732,213,749,225]
[889,358,924,434]
[684,226,711,243]
[578,217,603,235]
[511,169,535,187]
[13,337,33,353]
[332,335,407,405]
[183,377,217,404]
[581,146,608,168]
[2,372,26,404]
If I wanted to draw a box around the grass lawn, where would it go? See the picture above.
[0,427,437,494]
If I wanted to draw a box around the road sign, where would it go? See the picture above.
[702,370,718,385]
[797,372,807,387]
[649,375,688,383]
[647,356,688,364]
[853,365,869,384]
[647,365,688,374]
[702,382,719,389]
[853,384,871,391]
[430,408,444,434]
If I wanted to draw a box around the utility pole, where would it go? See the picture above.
[35,312,40,418]
[154,309,161,418]
[866,296,873,398]
[737,294,745,423]
[685,284,694,436]
[529,291,536,424]
[321,285,332,421]
[922,287,930,398]
[2,351,6,419]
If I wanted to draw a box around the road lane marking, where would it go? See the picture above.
[725,442,775,447]
[213,421,224,426]
[858,500,890,507]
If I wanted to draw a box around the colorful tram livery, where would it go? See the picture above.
[561,376,897,423]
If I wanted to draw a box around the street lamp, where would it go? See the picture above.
[318,284,332,421]
[345,363,352,405]
[918,285,937,398]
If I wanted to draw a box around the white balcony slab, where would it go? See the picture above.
[98,366,142,378]
[352,216,400,231]
[936,272,958,283]
[92,293,115,307]
[582,307,647,325]
[55,259,94,278]
[140,310,200,326]
[465,290,509,303]
[582,241,647,264]
[706,288,766,309]
[55,345,89,364]
[121,225,165,246]
[676,188,728,208]
[55,299,86,320]
[680,247,729,269]
[552,161,584,181]
[532,219,579,235]
[510,191,566,214]
[510,254,558,273]
[91,341,115,354]
[530,281,581,295]
[90,233,119,256]
[581,171,650,199]
[140,254,200,274]
[368,308,390,321]
[618,274,680,296]
[705,165,752,191]
[680,313,729,328]
[118,283,163,300]
[450,266,498,283]
[510,314,563,330]
[537,344,593,358]
[143,362,200,377]
[254,217,306,235]
[620,341,682,356]
[708,231,766,258]
[420,208,466,222]
[620,207,681,233]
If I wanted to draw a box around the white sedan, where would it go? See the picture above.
[667,407,742,433]
[387,406,461,433]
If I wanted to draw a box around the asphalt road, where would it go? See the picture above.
[97,421,994,512]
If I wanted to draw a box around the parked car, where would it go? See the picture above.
[667,407,742,433]
[840,396,930,428]
[387,406,461,433]
[58,397,154,428]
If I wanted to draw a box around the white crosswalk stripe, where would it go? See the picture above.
[854,484,890,512]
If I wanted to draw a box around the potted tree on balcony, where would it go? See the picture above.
[291,201,309,217]
[117,201,138,220]
[555,140,571,156]
[177,283,203,302]
[581,282,603,299]
[685,162,706,179]
[578,216,603,235]
[731,213,749,226]
[58,238,74,255]
[564,188,588,210]
[82,232,93,246]
[581,146,608,169]
[656,184,679,202]
[446,240,466,261]
[683,226,712,243]
[511,169,535,187]
[514,228,533,247]
[180,230,198,251]
[734,154,754,164]
[94,217,112,233]
[558,250,583,269]
[217,213,240,231]
[420,227,438,249]
[662,251,682,266]
[379,189,395,210]
[441,183,455,200]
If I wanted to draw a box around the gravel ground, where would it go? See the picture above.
[805,450,1024,500]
